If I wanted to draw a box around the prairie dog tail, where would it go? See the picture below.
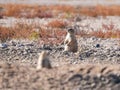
[37,51,52,70]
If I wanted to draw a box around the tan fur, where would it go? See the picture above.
[37,51,52,70]
[64,28,78,52]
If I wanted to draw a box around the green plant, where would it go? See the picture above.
[29,31,40,40]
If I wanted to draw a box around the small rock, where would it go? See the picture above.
[96,44,100,48]
[0,43,7,48]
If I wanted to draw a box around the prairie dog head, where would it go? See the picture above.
[40,51,48,59]
[67,28,75,34]
[37,51,51,70]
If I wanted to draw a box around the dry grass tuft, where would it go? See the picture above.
[89,30,120,38]
[0,23,66,45]
[2,4,53,18]
[79,5,120,17]
[0,14,3,19]
[88,23,120,38]
[0,23,36,41]
[39,28,66,45]
[49,5,76,13]
[0,27,14,42]
[47,20,67,28]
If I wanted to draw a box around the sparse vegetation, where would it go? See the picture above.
[1,4,53,18]
[0,22,119,44]
[79,5,120,17]
[1,4,120,18]
[0,23,37,41]
[47,20,67,28]
[0,4,120,44]
[89,30,120,38]
[88,23,120,38]
[0,23,66,45]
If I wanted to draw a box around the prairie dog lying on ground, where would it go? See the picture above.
[37,51,52,70]
[64,28,78,52]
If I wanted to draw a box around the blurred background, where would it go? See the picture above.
[0,0,120,6]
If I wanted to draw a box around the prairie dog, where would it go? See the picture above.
[64,28,78,52]
[37,51,52,70]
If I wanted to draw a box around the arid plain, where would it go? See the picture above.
[0,0,120,90]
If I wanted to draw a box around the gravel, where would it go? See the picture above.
[0,37,120,67]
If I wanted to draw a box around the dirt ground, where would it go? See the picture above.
[0,61,119,90]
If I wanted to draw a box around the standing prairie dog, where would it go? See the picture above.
[64,28,78,52]
[37,51,52,70]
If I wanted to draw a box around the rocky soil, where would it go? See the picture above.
[0,37,120,66]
